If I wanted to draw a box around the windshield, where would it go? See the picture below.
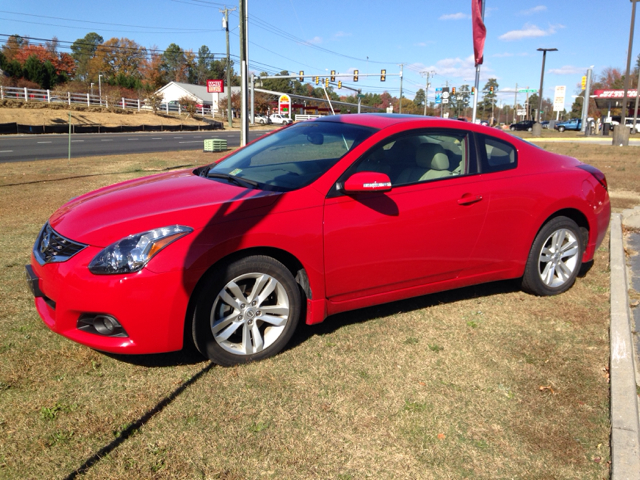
[206,121,377,191]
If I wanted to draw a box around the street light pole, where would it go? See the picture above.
[533,48,557,137]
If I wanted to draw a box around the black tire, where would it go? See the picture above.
[192,256,302,366]
[521,216,584,296]
[558,126,565,133]
[510,126,516,131]
[527,127,532,132]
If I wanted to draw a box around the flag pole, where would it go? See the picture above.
[471,0,486,124]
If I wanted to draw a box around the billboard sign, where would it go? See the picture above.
[278,94,291,116]
[207,79,224,93]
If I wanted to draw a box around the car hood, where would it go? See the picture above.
[49,169,281,246]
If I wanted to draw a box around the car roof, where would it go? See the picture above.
[312,113,503,130]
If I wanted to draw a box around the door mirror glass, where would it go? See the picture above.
[342,172,392,193]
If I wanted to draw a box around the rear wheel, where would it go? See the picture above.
[192,256,302,366]
[521,216,583,296]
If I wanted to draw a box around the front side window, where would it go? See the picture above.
[350,129,473,187]
[206,121,376,191]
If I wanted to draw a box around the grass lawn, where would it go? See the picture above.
[0,143,634,478]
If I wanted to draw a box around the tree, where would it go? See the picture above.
[161,43,187,82]
[480,78,499,121]
[413,89,425,108]
[196,45,213,85]
[1,34,26,62]
[71,32,104,82]
[262,71,292,93]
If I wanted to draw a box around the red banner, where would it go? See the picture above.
[472,0,486,66]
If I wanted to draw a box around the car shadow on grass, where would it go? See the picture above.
[289,279,521,350]
[102,347,206,367]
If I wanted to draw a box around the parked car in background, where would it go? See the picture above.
[255,114,272,125]
[554,118,582,132]
[610,117,640,134]
[540,121,550,129]
[270,114,293,125]
[509,120,537,131]
[27,114,610,366]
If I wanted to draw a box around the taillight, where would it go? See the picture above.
[577,164,608,191]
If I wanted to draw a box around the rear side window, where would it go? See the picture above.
[477,134,517,173]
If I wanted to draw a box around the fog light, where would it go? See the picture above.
[94,315,118,335]
[77,314,128,337]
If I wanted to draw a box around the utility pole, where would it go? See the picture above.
[580,67,593,135]
[398,64,404,114]
[422,70,435,116]
[239,0,249,146]
[220,6,235,129]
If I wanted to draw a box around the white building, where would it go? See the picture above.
[155,82,241,112]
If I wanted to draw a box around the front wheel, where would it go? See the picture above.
[521,216,583,296]
[558,126,565,132]
[510,126,516,131]
[192,256,302,366]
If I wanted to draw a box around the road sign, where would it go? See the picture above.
[207,79,224,93]
[435,87,442,105]
[442,99,449,104]
[517,108,526,116]
[553,85,566,112]
[357,94,365,98]
[518,88,537,93]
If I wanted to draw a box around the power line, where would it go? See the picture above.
[0,10,215,32]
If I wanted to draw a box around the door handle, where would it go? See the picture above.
[457,194,483,205]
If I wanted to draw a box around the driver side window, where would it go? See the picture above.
[355,130,470,187]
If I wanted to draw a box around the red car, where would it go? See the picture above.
[26,114,610,366]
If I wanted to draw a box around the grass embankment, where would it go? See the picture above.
[0,100,213,127]
[0,143,634,478]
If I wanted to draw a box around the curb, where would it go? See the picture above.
[610,213,640,479]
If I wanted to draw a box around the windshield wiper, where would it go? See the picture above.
[207,172,259,189]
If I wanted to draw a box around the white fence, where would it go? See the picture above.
[0,86,214,117]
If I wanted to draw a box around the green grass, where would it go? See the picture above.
[0,145,626,478]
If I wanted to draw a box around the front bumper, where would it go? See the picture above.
[27,245,192,355]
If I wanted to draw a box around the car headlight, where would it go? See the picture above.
[88,225,193,275]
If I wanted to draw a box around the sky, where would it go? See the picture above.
[1,0,639,112]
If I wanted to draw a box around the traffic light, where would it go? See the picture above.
[331,70,336,82]
[489,86,494,94]
[325,78,329,88]
[315,76,319,85]
[338,81,342,89]
[381,69,386,82]
[471,87,475,95]
[353,70,359,82]
[451,87,456,95]
[299,71,304,82]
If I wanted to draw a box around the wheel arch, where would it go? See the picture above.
[183,246,312,350]
[534,208,590,257]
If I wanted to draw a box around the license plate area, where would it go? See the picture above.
[25,265,44,298]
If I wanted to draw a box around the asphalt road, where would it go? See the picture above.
[0,130,273,163]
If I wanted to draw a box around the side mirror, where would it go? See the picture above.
[342,171,392,194]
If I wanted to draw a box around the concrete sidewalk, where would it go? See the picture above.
[611,212,640,479]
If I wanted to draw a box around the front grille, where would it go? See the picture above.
[34,223,87,265]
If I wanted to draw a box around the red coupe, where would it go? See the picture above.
[26,114,610,365]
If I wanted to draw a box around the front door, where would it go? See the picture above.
[323,129,489,300]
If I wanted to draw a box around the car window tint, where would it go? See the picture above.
[352,129,472,187]
[478,135,517,173]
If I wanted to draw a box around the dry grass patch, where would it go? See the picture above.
[0,146,619,478]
